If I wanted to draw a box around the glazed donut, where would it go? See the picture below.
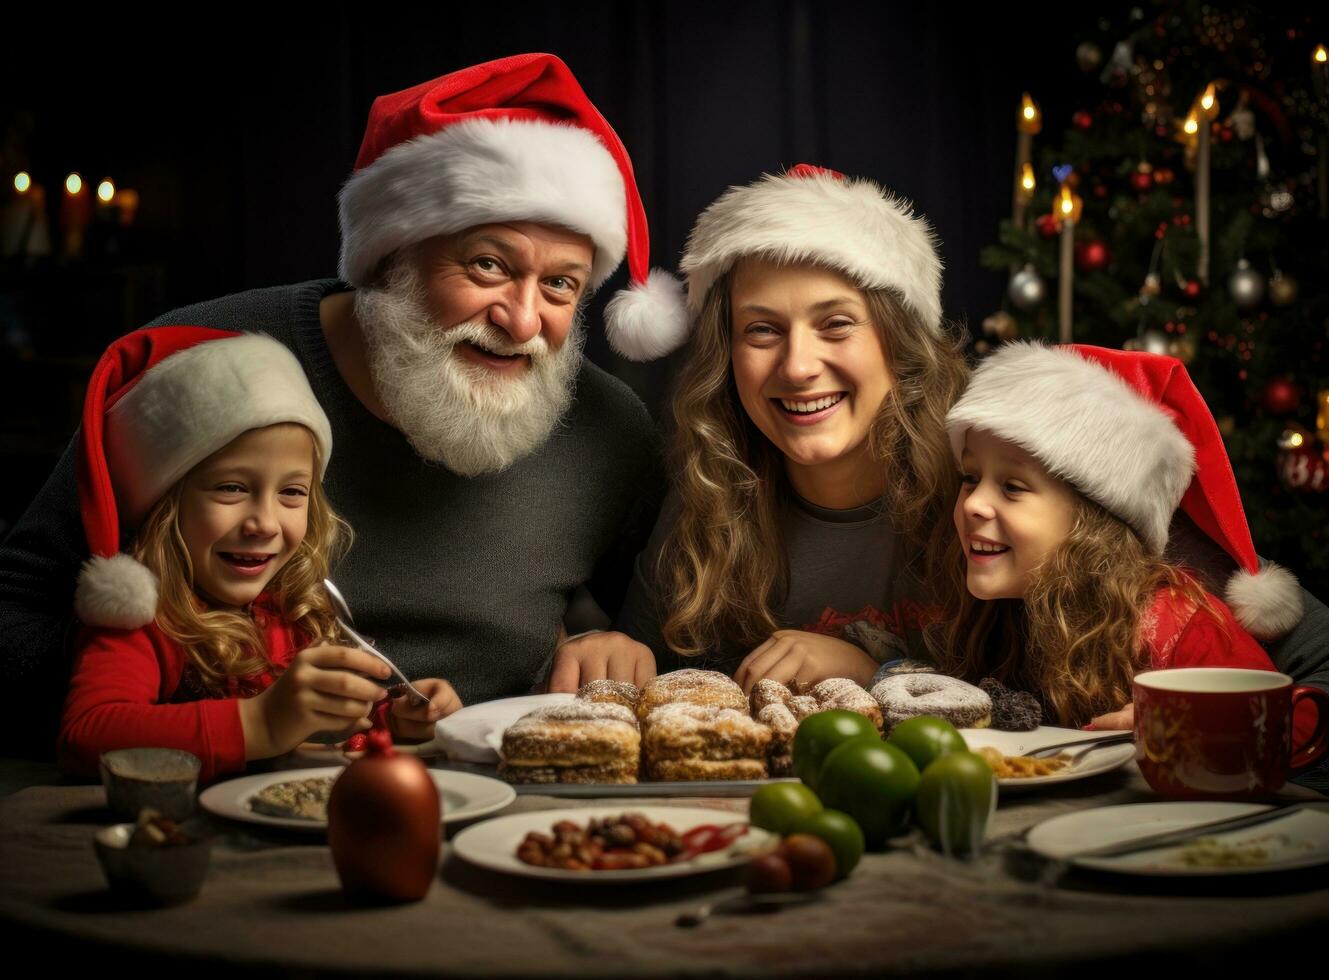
[871,673,992,732]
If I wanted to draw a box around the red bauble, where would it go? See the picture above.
[1219,126,1235,143]
[1130,171,1154,192]
[1072,110,1094,131]
[1035,213,1061,239]
[1183,280,1202,299]
[1074,239,1111,273]
[1263,377,1303,415]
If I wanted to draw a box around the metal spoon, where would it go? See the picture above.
[675,890,824,928]
[1027,732,1134,758]
[323,579,429,707]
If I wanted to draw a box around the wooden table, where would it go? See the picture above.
[1,758,1326,977]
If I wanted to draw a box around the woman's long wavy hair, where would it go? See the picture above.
[927,494,1220,726]
[131,428,350,693]
[659,262,969,658]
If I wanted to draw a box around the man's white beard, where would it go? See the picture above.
[355,259,584,476]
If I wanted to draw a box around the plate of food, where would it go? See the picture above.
[958,727,1135,790]
[198,767,515,831]
[449,805,774,882]
[1025,801,1329,876]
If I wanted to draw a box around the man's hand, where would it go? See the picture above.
[1087,702,1135,731]
[388,678,464,741]
[545,631,656,693]
[239,645,390,760]
[733,630,879,695]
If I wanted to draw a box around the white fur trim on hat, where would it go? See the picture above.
[1225,560,1304,641]
[104,334,332,528]
[679,171,943,332]
[604,269,689,361]
[74,553,159,630]
[946,343,1195,554]
[338,117,627,288]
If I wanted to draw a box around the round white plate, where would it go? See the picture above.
[449,805,774,883]
[199,767,515,832]
[958,726,1135,790]
[1026,801,1329,876]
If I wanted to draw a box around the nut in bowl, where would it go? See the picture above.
[99,747,202,821]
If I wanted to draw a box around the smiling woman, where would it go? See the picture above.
[611,165,968,691]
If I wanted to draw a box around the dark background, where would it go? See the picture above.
[0,0,1175,530]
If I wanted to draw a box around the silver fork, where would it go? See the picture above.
[323,579,429,707]
[1028,732,1134,758]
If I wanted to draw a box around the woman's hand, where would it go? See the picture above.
[239,645,390,760]
[733,630,879,695]
[544,631,657,693]
[1087,702,1135,730]
[388,678,464,741]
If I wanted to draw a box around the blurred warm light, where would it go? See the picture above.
[1198,83,1217,119]
[1020,163,1036,192]
[14,172,31,193]
[65,173,83,195]
[1059,187,1074,215]
[1184,114,1199,136]
[1018,93,1042,134]
[1314,44,1327,64]
[97,179,115,203]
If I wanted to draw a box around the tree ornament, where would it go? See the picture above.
[1035,213,1061,239]
[1278,437,1328,493]
[1140,273,1162,298]
[1228,259,1265,310]
[1074,239,1111,273]
[1169,334,1197,364]
[1268,271,1298,307]
[1183,279,1202,300]
[1263,377,1303,415]
[1072,110,1094,131]
[1008,265,1048,310]
[1076,41,1103,73]
[1130,162,1154,193]
[982,310,1019,341]
[1153,166,1175,186]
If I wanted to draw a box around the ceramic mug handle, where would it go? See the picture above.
[1289,686,1329,772]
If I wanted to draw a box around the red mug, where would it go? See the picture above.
[1134,668,1329,800]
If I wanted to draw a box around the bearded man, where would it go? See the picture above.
[0,54,688,752]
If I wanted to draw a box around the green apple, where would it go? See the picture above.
[790,808,866,879]
[887,716,968,772]
[914,751,998,856]
[814,736,920,848]
[792,710,881,792]
[748,782,823,836]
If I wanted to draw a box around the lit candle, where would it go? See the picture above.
[1056,182,1081,343]
[1315,46,1327,219]
[59,172,93,258]
[1012,93,1042,229]
[1194,84,1217,284]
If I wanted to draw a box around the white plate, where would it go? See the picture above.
[199,767,515,832]
[449,805,774,882]
[959,726,1135,790]
[1026,801,1329,876]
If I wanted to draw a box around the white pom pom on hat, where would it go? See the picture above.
[75,327,332,630]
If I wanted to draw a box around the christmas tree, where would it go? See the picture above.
[981,1,1329,597]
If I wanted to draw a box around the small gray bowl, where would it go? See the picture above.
[93,822,212,906]
[99,748,202,821]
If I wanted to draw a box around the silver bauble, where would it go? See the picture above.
[1269,271,1298,307]
[1228,259,1265,310]
[1008,266,1047,311]
[1076,41,1103,73]
[1140,329,1170,355]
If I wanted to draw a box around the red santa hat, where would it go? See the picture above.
[946,342,1302,640]
[337,52,686,362]
[75,327,333,630]
[672,163,943,346]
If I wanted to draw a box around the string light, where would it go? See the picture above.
[13,172,31,193]
[97,179,115,203]
[65,173,83,195]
